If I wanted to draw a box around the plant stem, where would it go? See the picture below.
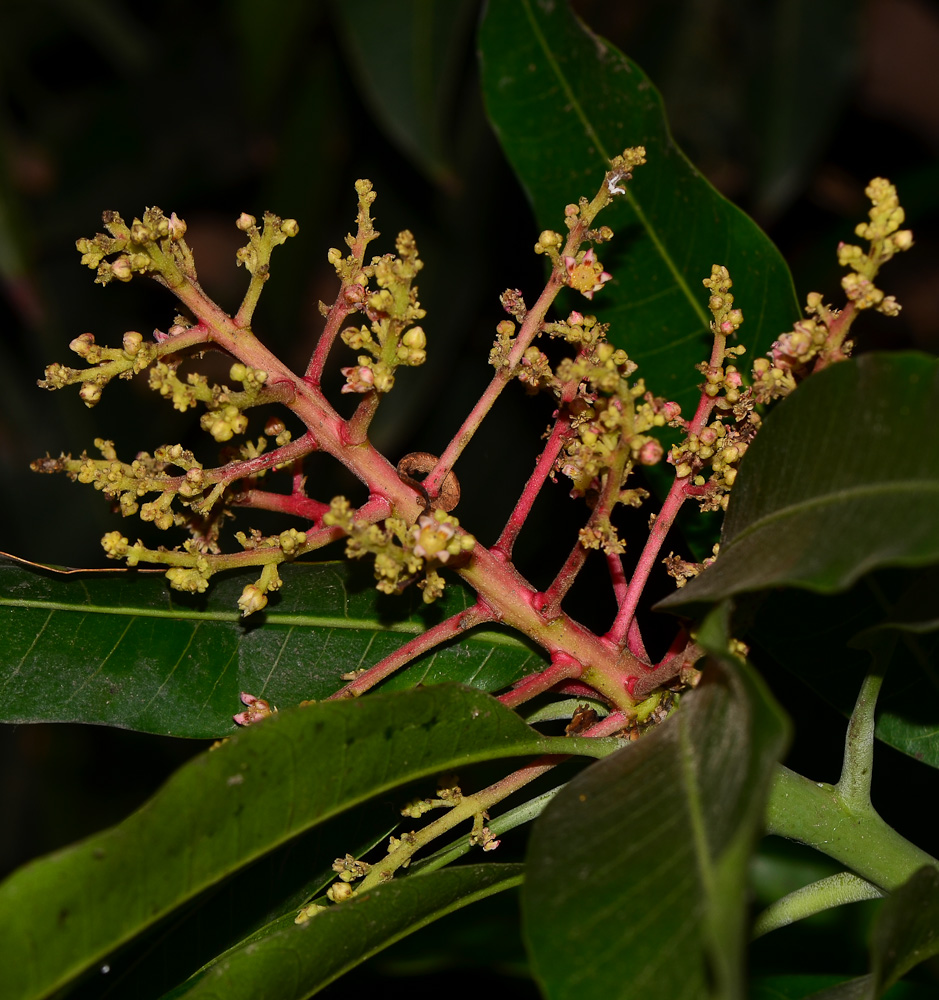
[752,872,883,938]
[354,710,629,894]
[232,490,329,521]
[607,330,727,645]
[422,272,565,497]
[328,603,494,699]
[837,666,884,810]
[412,787,564,875]
[498,653,584,710]
[607,476,686,644]
[765,765,938,892]
[494,387,576,557]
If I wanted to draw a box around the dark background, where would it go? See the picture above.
[1,0,937,991]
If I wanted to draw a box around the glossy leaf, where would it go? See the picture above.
[0,556,544,737]
[0,684,615,1000]
[163,864,523,999]
[478,0,800,414]
[522,606,790,999]
[660,353,939,611]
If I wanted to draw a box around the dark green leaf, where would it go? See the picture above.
[0,557,543,737]
[806,868,939,999]
[750,975,863,1000]
[870,866,939,996]
[163,864,523,999]
[0,684,615,1000]
[522,606,789,999]
[661,353,939,611]
[478,0,799,414]
[747,570,939,768]
[334,0,477,185]
[808,980,936,1000]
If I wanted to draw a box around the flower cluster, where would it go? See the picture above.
[76,206,196,286]
[323,498,475,603]
[750,179,911,401]
[337,227,427,394]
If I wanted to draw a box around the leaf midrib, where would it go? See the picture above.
[0,596,529,649]
[519,0,709,328]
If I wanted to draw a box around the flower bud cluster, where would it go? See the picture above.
[76,207,195,287]
[669,406,760,511]
[338,229,427,395]
[100,531,215,594]
[33,439,206,526]
[554,340,669,499]
[839,177,912,312]
[702,266,745,335]
[39,330,160,407]
[579,517,626,556]
[756,179,912,395]
[331,853,372,883]
[544,310,606,349]
[323,498,474,604]
[234,211,300,277]
[325,179,379,286]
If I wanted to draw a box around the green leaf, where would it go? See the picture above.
[750,976,863,1000]
[0,557,544,737]
[163,864,523,999]
[522,606,789,999]
[333,0,477,186]
[478,0,800,414]
[753,977,937,1000]
[747,570,939,768]
[869,866,939,996]
[0,684,615,1000]
[660,353,939,611]
[807,868,939,1000]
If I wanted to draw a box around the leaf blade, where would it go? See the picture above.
[478,0,800,413]
[522,607,789,999]
[0,557,543,736]
[163,864,523,999]
[660,353,939,610]
[0,684,613,1000]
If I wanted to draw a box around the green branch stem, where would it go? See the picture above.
[752,871,884,938]
[765,765,938,892]
[353,711,629,896]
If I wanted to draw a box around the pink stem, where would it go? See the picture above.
[495,390,576,558]
[606,475,687,645]
[607,549,628,608]
[498,653,584,710]
[422,271,566,499]
[233,490,330,521]
[607,330,727,646]
[328,602,494,698]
